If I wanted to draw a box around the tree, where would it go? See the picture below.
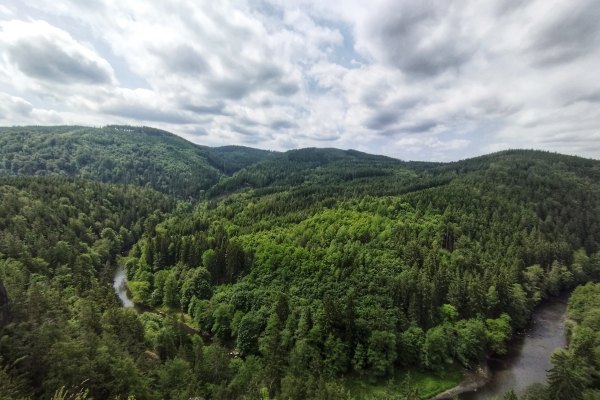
[508,284,530,330]
[323,334,348,377]
[236,311,263,356]
[398,325,424,367]
[454,318,487,368]
[202,249,219,283]
[367,330,396,377]
[352,342,367,373]
[486,313,512,355]
[439,304,458,323]
[547,350,591,400]
[503,390,519,400]
[163,271,179,308]
[158,357,193,400]
[212,303,234,342]
[259,311,285,395]
[422,325,451,370]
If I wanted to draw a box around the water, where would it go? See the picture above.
[113,264,135,308]
[460,297,568,399]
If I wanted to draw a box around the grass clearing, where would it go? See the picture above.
[345,367,463,399]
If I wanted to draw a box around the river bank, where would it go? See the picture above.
[429,365,490,400]
[112,266,570,400]
[430,295,569,399]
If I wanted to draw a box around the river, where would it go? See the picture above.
[113,264,134,308]
[459,296,568,399]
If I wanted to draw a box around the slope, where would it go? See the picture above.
[0,125,274,199]
[206,147,435,198]
[122,149,600,398]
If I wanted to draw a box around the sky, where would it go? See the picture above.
[0,1,599,161]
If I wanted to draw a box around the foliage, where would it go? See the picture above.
[0,126,272,199]
[1,127,600,399]
[506,282,600,400]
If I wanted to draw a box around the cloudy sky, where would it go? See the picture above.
[0,0,599,160]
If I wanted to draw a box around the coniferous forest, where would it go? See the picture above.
[1,126,599,400]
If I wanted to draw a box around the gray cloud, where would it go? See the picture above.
[380,121,438,136]
[530,0,600,66]
[231,123,259,137]
[579,91,600,104]
[365,110,400,130]
[157,44,209,76]
[183,102,228,115]
[230,123,272,144]
[8,40,112,84]
[204,62,299,100]
[206,79,249,100]
[363,0,476,77]
[270,120,297,130]
[104,104,193,124]
[1,21,114,85]
[364,96,421,130]
[0,93,33,118]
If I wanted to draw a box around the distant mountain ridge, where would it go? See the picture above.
[0,125,274,199]
[1,125,598,201]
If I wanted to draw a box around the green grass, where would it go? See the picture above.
[345,367,463,399]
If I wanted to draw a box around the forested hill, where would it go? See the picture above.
[1,126,600,399]
[0,126,274,199]
[205,147,422,198]
[120,147,600,398]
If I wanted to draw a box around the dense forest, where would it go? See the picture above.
[0,126,274,199]
[0,126,599,399]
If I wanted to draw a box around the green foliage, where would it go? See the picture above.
[0,126,272,199]
[367,331,397,377]
[547,283,600,399]
[514,283,600,400]
[2,128,600,399]
[0,177,173,399]
[486,313,512,355]
[548,349,591,400]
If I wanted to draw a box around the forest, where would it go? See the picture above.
[0,126,599,399]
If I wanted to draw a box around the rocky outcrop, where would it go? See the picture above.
[0,279,10,327]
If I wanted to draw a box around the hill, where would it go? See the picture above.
[206,147,436,198]
[0,126,599,399]
[0,125,274,199]
[124,148,600,398]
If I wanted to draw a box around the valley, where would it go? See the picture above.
[0,126,599,400]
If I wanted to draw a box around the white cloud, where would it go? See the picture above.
[0,20,116,86]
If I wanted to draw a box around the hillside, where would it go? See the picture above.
[206,147,437,198]
[0,127,599,400]
[0,125,274,199]
[124,148,600,398]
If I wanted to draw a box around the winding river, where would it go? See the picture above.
[459,296,568,399]
[113,264,134,308]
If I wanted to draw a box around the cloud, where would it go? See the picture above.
[183,102,229,116]
[0,20,115,85]
[0,92,32,118]
[528,0,600,66]
[94,88,195,124]
[0,0,599,161]
[357,0,478,77]
[154,44,209,76]
[0,92,65,124]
